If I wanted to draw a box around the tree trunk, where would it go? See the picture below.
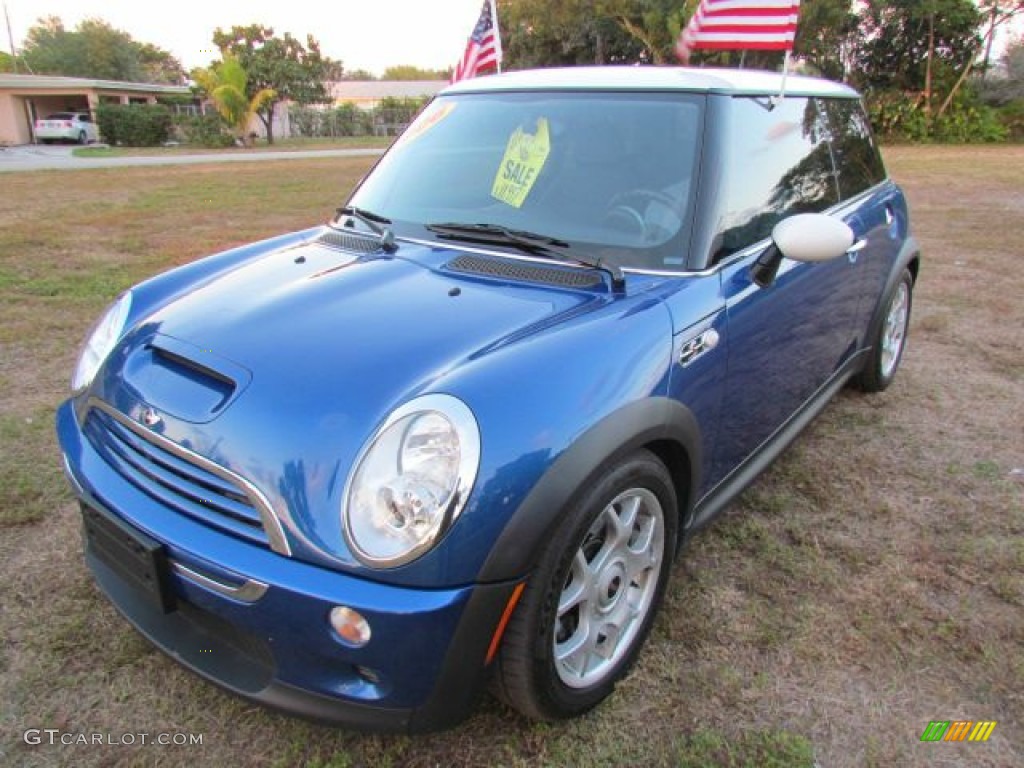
[924,12,935,119]
[936,16,1005,119]
[981,5,999,77]
[260,105,275,145]
[616,16,665,65]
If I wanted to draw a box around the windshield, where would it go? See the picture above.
[348,91,704,271]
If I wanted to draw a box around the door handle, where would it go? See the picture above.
[847,238,867,263]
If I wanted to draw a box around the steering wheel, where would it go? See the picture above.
[604,189,679,241]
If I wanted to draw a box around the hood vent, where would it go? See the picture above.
[445,254,602,288]
[315,229,385,254]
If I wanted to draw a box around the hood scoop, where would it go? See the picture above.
[445,254,603,289]
[118,334,252,424]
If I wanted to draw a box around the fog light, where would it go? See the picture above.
[329,606,371,647]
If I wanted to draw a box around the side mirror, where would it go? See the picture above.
[751,213,855,287]
[774,213,855,262]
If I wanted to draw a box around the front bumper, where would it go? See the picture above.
[57,400,517,732]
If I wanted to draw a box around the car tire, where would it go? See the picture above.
[490,449,677,720]
[77,131,88,145]
[857,267,913,392]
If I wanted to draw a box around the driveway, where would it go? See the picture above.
[0,144,384,172]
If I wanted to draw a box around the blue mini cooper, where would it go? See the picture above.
[57,67,919,731]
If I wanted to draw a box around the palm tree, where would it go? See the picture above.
[193,55,275,146]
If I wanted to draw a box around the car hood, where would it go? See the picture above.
[130,238,608,412]
[92,236,621,571]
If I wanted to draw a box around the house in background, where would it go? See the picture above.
[0,74,192,145]
[252,80,448,141]
[327,80,447,110]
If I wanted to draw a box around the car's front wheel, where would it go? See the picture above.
[491,450,677,720]
[857,267,914,392]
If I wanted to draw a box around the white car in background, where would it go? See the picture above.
[35,112,99,144]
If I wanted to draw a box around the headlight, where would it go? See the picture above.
[71,292,132,392]
[343,394,481,568]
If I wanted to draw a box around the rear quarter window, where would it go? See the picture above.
[821,98,887,200]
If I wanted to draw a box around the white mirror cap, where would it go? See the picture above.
[772,213,855,263]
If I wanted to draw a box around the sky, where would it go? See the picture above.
[3,0,490,76]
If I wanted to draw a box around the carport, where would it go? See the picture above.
[0,74,192,145]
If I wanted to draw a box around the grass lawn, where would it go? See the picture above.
[0,147,1021,767]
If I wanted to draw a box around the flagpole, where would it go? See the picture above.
[773,50,791,107]
[490,0,503,74]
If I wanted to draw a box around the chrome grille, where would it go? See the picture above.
[83,405,272,548]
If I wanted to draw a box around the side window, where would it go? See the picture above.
[821,98,886,200]
[713,96,838,261]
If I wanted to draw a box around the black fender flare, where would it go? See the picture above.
[864,236,921,350]
[477,397,701,583]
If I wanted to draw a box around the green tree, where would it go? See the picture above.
[596,0,691,64]
[0,51,14,73]
[381,64,448,80]
[499,0,646,68]
[975,36,1024,105]
[1006,36,1024,83]
[192,55,275,146]
[935,2,1024,116]
[211,24,337,144]
[136,42,187,84]
[978,1,1024,73]
[794,0,858,81]
[499,0,846,70]
[21,16,184,83]
[851,0,982,94]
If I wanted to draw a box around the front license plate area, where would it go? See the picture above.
[81,503,176,614]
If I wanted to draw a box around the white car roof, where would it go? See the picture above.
[444,66,859,99]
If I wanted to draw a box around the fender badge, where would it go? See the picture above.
[679,328,720,367]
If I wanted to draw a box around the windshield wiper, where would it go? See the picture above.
[426,222,625,292]
[335,205,397,252]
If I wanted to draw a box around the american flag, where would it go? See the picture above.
[676,0,801,62]
[452,0,502,82]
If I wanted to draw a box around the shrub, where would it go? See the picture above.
[932,101,1008,143]
[288,98,429,139]
[996,100,1024,142]
[290,104,373,137]
[95,104,173,146]
[866,90,1008,143]
[179,113,235,148]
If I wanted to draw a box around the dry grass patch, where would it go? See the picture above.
[1,147,1021,767]
[72,136,394,159]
